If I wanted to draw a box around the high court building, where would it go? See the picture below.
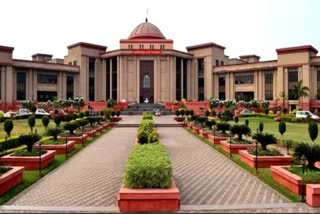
[1,19,320,111]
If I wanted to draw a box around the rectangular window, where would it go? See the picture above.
[288,67,298,100]
[66,75,74,99]
[220,61,224,66]
[235,92,254,102]
[37,91,57,102]
[160,44,165,50]
[37,73,57,84]
[106,59,110,99]
[128,44,133,49]
[198,58,204,101]
[112,57,117,100]
[215,60,219,66]
[234,72,254,84]
[89,58,95,101]
[150,44,154,49]
[176,58,182,101]
[264,70,273,100]
[218,75,226,100]
[183,59,188,99]
[16,70,26,100]
[139,44,144,49]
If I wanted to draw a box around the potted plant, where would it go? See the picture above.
[0,133,56,170]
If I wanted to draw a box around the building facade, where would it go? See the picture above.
[1,20,320,111]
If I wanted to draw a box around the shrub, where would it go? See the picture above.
[189,109,194,117]
[175,110,180,117]
[124,143,172,188]
[65,113,72,122]
[245,119,249,126]
[180,109,185,117]
[231,124,251,141]
[259,122,264,133]
[116,111,121,117]
[84,111,90,116]
[0,136,20,154]
[264,108,269,115]
[28,115,36,133]
[111,111,116,118]
[64,121,79,135]
[222,109,232,121]
[72,113,78,120]
[54,115,62,127]
[0,111,4,122]
[79,112,85,118]
[278,121,286,136]
[47,127,62,141]
[77,118,88,129]
[142,113,153,120]
[4,119,13,137]
[104,108,112,120]
[252,132,277,151]
[234,116,239,124]
[42,116,50,132]
[282,107,288,114]
[205,110,210,117]
[309,122,318,142]
[302,171,320,184]
[294,142,320,169]
[206,119,216,129]
[185,110,190,116]
[87,116,97,127]
[196,116,208,127]
[216,122,231,134]
[18,133,41,152]
[211,110,217,117]
[107,98,115,108]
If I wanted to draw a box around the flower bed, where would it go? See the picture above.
[208,134,228,144]
[199,129,210,138]
[1,150,56,170]
[239,150,293,168]
[192,126,199,134]
[34,140,76,154]
[0,166,24,195]
[57,134,88,144]
[220,140,255,154]
[271,166,302,195]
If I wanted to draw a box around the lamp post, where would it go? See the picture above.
[213,125,215,144]
[300,154,307,202]
[81,126,84,147]
[4,136,8,155]
[255,140,258,175]
[65,132,68,159]
[39,140,42,177]
[229,132,232,158]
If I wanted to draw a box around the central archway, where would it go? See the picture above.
[140,60,154,103]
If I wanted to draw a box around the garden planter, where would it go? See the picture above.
[102,123,109,129]
[109,122,117,127]
[271,166,302,195]
[118,179,180,212]
[83,129,97,137]
[1,150,56,170]
[239,150,293,168]
[306,184,320,207]
[208,134,228,144]
[220,140,255,154]
[174,117,184,122]
[0,166,24,195]
[34,140,76,154]
[187,123,193,129]
[57,134,88,144]
[95,125,104,132]
[192,126,199,134]
[199,129,210,138]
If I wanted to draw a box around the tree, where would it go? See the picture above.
[253,132,277,151]
[19,133,41,152]
[47,127,62,141]
[216,122,231,134]
[64,121,79,135]
[279,91,287,110]
[245,119,249,127]
[54,115,62,127]
[259,122,264,133]
[231,124,251,141]
[295,142,320,169]
[4,119,13,137]
[42,116,50,133]
[28,115,36,133]
[292,80,310,108]
[309,122,318,143]
[278,121,286,146]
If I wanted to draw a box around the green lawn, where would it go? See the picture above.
[229,117,313,143]
[0,119,64,139]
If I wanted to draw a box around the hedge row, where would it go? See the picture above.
[137,113,158,144]
[0,136,21,154]
[124,143,172,188]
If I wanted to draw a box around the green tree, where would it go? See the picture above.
[309,122,318,143]
[231,124,251,141]
[278,121,286,145]
[28,115,36,133]
[292,80,310,108]
[259,122,264,133]
[42,116,50,133]
[4,119,13,137]
[54,115,62,127]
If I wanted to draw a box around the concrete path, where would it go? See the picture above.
[7,127,137,208]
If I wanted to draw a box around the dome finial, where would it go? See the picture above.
[145,8,148,22]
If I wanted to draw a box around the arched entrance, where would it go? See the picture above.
[140,60,154,103]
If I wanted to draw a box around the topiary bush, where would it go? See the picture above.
[189,109,194,117]
[28,115,36,133]
[65,113,72,122]
[104,108,112,121]
[216,122,231,134]
[179,109,185,117]
[42,116,50,132]
[77,118,88,130]
[259,122,264,133]
[205,110,210,117]
[124,143,172,188]
[54,115,62,127]
[107,98,115,108]
[309,122,318,142]
[116,111,120,117]
[245,119,249,126]
[87,116,97,127]
[64,121,79,135]
[4,119,13,137]
[175,110,180,117]
[234,116,239,124]
[279,121,286,136]
[18,133,41,152]
[47,127,62,141]
[79,112,85,118]
[111,111,116,118]
[231,124,251,141]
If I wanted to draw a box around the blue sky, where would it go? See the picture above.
[1,0,319,61]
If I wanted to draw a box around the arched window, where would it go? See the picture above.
[143,74,150,88]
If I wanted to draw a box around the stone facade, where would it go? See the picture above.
[1,20,320,111]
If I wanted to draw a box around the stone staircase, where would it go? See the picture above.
[121,103,174,115]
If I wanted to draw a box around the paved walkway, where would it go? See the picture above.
[6,127,137,208]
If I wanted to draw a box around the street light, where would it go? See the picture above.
[300,154,307,202]
[39,140,42,177]
[229,132,232,158]
[255,140,259,176]
[65,132,68,159]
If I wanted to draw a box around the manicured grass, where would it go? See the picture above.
[229,117,312,143]
[185,128,301,202]
[0,128,110,205]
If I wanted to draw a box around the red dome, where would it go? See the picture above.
[129,21,165,39]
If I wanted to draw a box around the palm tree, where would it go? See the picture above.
[291,80,309,108]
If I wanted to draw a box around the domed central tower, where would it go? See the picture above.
[128,19,166,40]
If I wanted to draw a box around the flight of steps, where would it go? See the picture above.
[121,103,174,115]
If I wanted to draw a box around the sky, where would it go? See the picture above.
[1,0,320,61]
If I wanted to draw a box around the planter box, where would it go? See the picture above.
[1,150,56,170]
[239,150,293,168]
[208,134,228,145]
[83,129,97,137]
[307,184,320,207]
[220,140,255,154]
[192,126,199,134]
[118,179,180,212]
[271,166,302,195]
[102,123,109,129]
[34,140,76,154]
[109,122,117,127]
[199,130,210,138]
[95,125,104,132]
[0,166,24,195]
[57,134,88,144]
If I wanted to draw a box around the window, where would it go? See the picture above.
[218,75,226,100]
[235,92,254,102]
[16,71,26,100]
[160,44,165,50]
[139,44,144,49]
[89,58,95,101]
[73,60,77,66]
[265,70,273,100]
[37,91,57,102]
[288,67,298,100]
[176,58,181,100]
[215,60,219,66]
[150,44,154,49]
[198,58,205,100]
[234,72,254,84]
[37,73,57,84]
[220,61,224,66]
[143,74,150,88]
[128,44,133,49]
[66,75,74,99]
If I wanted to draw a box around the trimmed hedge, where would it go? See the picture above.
[0,136,21,154]
[142,112,153,120]
[124,143,172,188]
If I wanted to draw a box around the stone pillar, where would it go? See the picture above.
[117,56,120,100]
[94,58,99,100]
[5,66,13,107]
[33,69,37,101]
[187,60,192,100]
[181,58,184,99]
[194,59,198,100]
[101,59,106,100]
[110,58,113,99]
